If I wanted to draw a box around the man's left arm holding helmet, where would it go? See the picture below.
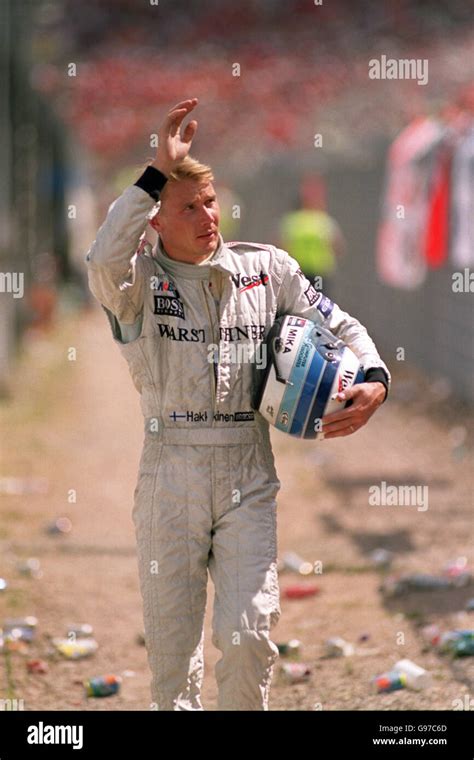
[275,249,391,439]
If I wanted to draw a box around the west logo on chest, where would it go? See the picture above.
[231,270,269,292]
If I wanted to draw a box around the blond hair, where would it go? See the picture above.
[167,155,214,184]
[155,156,214,206]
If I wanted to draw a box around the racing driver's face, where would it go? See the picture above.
[150,179,220,264]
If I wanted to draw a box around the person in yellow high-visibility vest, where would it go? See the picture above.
[280,174,345,298]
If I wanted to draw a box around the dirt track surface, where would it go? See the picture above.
[1,305,473,711]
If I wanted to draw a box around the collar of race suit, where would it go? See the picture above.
[154,233,234,279]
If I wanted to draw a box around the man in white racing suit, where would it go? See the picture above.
[86,99,391,710]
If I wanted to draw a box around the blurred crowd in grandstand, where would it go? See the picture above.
[29,0,474,179]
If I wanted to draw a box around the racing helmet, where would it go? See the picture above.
[251,315,365,439]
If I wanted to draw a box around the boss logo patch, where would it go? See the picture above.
[150,275,185,319]
[153,295,185,319]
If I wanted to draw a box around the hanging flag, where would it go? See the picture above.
[377,117,445,289]
[424,145,453,269]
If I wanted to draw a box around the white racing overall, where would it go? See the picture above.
[86,184,390,710]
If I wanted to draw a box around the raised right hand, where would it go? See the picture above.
[152,98,198,177]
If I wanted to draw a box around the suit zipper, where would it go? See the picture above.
[201,281,217,414]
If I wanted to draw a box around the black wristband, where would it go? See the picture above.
[134,166,168,201]
[364,367,389,402]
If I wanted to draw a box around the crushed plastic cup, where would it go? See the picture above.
[393,659,432,690]
[0,578,7,591]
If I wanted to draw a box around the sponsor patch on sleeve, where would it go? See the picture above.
[317,294,334,318]
[304,284,319,306]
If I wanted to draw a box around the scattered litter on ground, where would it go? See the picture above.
[66,623,94,638]
[52,637,98,659]
[280,663,312,684]
[282,584,320,600]
[381,571,471,595]
[325,637,355,657]
[84,674,122,697]
[373,670,407,693]
[0,477,49,495]
[45,517,72,535]
[439,630,474,657]
[279,551,314,575]
[277,639,301,657]
[370,548,394,569]
[393,659,432,690]
[27,659,49,674]
[16,558,43,579]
